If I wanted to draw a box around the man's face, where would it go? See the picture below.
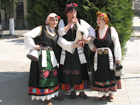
[67,9,77,19]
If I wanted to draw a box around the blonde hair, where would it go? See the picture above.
[96,11,109,25]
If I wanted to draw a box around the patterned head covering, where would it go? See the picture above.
[46,13,60,25]
[65,3,78,14]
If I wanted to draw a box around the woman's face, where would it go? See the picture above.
[96,17,106,27]
[67,9,77,19]
[49,17,58,29]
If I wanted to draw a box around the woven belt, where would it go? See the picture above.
[40,46,53,50]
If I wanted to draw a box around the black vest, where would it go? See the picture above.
[94,27,115,62]
[63,19,81,41]
[34,25,58,49]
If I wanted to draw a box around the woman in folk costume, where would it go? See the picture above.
[24,13,76,105]
[58,3,95,99]
[90,12,122,102]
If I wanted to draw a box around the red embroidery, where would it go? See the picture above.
[98,27,109,41]
[53,70,57,76]
[28,85,59,95]
[44,71,49,77]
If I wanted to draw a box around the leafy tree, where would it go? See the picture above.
[26,0,67,28]
[0,0,17,35]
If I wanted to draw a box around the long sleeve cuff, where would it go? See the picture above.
[58,27,66,36]
[57,37,75,54]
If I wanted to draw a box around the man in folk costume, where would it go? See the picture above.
[24,13,78,105]
[58,3,95,99]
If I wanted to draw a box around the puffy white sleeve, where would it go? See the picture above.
[58,19,75,53]
[57,36,75,54]
[58,19,66,36]
[80,19,95,38]
[111,27,122,61]
[23,26,42,49]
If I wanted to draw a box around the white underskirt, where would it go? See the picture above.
[98,91,116,97]
[31,91,59,101]
[65,88,90,95]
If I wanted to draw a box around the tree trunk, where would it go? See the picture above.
[9,18,14,35]
[9,0,15,35]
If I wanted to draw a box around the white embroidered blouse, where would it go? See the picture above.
[58,19,95,37]
[89,27,122,61]
[23,25,74,53]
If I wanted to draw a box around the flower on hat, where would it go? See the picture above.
[57,16,61,19]
[73,3,78,7]
[46,13,58,24]
[100,13,104,19]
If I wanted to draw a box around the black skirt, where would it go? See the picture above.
[92,53,116,88]
[59,49,89,84]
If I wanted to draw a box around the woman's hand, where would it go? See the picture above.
[78,36,93,44]
[81,38,91,43]
[64,17,78,34]
[70,17,78,25]
[116,60,121,64]
[93,47,97,52]
[34,45,41,50]
[72,41,83,48]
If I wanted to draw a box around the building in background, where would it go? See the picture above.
[132,0,140,15]
[0,0,28,30]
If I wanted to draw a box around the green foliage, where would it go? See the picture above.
[26,0,66,28]
[0,0,17,18]
[105,0,133,55]
[26,0,133,56]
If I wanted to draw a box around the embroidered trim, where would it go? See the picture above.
[53,70,57,76]
[63,70,70,74]
[63,70,80,75]
[44,26,57,40]
[91,85,117,92]
[40,69,57,79]
[94,80,115,86]
[28,86,59,95]
[44,71,49,77]
[98,26,109,41]
[46,26,56,37]
[61,81,89,91]
[72,71,80,75]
